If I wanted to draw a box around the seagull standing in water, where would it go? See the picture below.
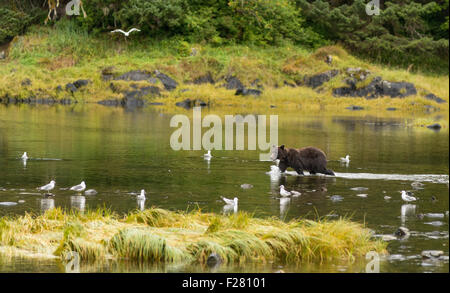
[279,185,291,197]
[38,180,56,196]
[340,155,350,164]
[204,150,212,160]
[401,190,416,202]
[221,196,238,207]
[70,181,86,194]
[137,189,146,200]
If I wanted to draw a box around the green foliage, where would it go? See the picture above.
[297,0,449,73]
[0,8,30,44]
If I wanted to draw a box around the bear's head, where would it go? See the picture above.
[270,145,288,161]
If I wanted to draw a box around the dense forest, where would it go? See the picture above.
[0,0,449,73]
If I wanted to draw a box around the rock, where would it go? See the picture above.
[333,76,417,99]
[149,102,164,106]
[155,70,178,90]
[21,79,32,87]
[18,200,25,204]
[114,70,153,82]
[193,73,215,85]
[0,50,5,59]
[426,123,441,130]
[421,250,444,259]
[283,81,296,87]
[303,70,339,88]
[56,85,63,92]
[73,79,90,89]
[386,107,397,111]
[206,253,222,268]
[190,48,199,56]
[425,93,446,104]
[65,83,78,93]
[394,227,410,238]
[224,76,244,90]
[235,88,262,96]
[346,105,364,111]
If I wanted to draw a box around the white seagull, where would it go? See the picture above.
[401,190,416,202]
[137,189,146,200]
[110,28,141,37]
[70,181,86,193]
[340,155,350,164]
[21,152,28,160]
[279,185,291,197]
[38,180,56,194]
[291,190,301,197]
[221,196,238,207]
[204,150,212,160]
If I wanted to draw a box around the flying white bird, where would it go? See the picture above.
[137,189,146,200]
[38,180,56,194]
[279,185,291,197]
[340,155,350,164]
[401,190,416,202]
[204,150,212,160]
[221,196,238,207]
[110,28,141,37]
[70,181,86,193]
[21,152,28,160]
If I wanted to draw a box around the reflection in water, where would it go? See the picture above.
[223,204,237,214]
[401,204,416,225]
[0,105,448,273]
[70,196,86,212]
[40,198,55,213]
[280,198,290,218]
[137,198,145,211]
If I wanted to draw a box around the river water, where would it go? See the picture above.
[0,104,448,273]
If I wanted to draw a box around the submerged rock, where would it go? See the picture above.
[84,189,98,196]
[175,98,208,109]
[240,184,254,189]
[330,195,343,202]
[73,79,91,89]
[206,253,222,268]
[346,105,364,111]
[426,123,442,130]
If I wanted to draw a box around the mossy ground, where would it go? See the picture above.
[0,21,448,129]
[0,207,387,265]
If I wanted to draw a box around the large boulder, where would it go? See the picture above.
[193,73,215,85]
[155,70,178,90]
[333,76,417,99]
[114,70,153,82]
[303,70,339,88]
[224,76,244,90]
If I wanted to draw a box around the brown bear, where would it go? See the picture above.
[271,145,335,176]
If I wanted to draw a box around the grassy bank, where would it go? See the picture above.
[0,207,386,265]
[0,21,448,122]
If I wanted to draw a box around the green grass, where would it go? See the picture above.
[0,20,448,128]
[0,207,387,265]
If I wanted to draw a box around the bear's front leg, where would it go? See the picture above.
[295,167,304,175]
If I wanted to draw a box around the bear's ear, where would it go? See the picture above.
[280,145,285,150]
